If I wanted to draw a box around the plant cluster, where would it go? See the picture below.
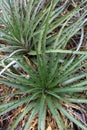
[0,0,87,130]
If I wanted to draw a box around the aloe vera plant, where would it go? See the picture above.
[0,0,87,130]
[0,51,87,130]
[0,0,87,58]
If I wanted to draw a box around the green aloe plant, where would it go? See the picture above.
[0,51,87,130]
[0,0,87,60]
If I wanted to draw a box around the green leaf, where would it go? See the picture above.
[0,92,39,116]
[47,96,64,130]
[9,103,34,130]
[38,95,46,130]
[67,98,87,103]
[62,73,87,86]
[24,102,39,130]
[54,86,87,93]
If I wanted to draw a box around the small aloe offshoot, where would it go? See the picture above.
[0,0,87,58]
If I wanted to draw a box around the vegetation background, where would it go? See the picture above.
[0,0,87,130]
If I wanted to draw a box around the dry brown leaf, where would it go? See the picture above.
[46,125,52,130]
